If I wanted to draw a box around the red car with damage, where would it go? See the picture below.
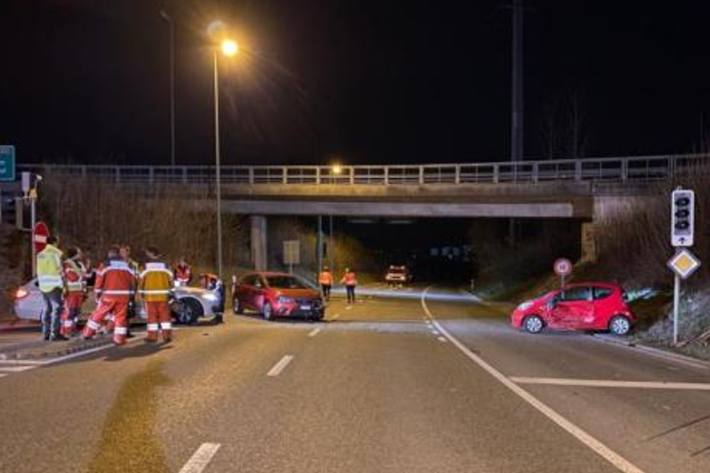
[232,271,325,321]
[511,282,636,335]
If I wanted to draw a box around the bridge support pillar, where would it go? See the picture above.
[580,221,597,263]
[250,215,268,271]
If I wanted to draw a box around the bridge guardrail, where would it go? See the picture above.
[17,154,709,186]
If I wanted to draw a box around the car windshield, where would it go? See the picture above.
[266,276,310,289]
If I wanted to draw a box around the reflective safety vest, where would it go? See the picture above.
[63,259,85,293]
[341,271,357,286]
[95,260,136,302]
[175,264,192,284]
[139,262,174,302]
[37,244,64,293]
[318,271,333,285]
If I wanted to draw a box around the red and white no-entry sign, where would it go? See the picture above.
[553,258,572,277]
[33,221,50,253]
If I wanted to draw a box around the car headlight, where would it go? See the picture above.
[277,296,294,304]
[202,293,218,302]
[517,301,533,311]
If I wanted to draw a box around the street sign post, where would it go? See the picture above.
[0,145,16,181]
[553,258,572,289]
[32,221,50,277]
[668,187,700,345]
[283,240,300,274]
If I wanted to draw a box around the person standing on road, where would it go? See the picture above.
[139,247,174,343]
[82,249,136,345]
[120,244,140,338]
[174,257,192,287]
[36,235,66,341]
[60,247,86,337]
[318,266,333,301]
[340,267,358,305]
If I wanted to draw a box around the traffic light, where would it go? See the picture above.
[671,188,694,247]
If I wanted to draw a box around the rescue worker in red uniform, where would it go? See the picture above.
[60,247,86,336]
[139,247,174,343]
[82,247,136,345]
[174,257,192,287]
[340,268,358,304]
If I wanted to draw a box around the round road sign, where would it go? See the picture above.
[33,221,50,253]
[553,258,572,277]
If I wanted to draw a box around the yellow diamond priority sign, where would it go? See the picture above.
[667,248,701,280]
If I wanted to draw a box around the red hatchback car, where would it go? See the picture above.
[232,272,325,321]
[511,282,635,335]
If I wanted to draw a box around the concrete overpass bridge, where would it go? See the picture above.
[14,153,708,269]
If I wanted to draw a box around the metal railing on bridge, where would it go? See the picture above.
[17,154,708,186]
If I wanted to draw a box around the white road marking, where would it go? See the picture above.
[178,442,221,473]
[40,334,146,366]
[425,321,433,326]
[511,377,710,391]
[345,306,352,310]
[267,355,294,377]
[431,330,440,336]
[0,359,45,365]
[421,286,645,473]
[308,327,322,337]
[0,373,6,378]
[437,336,447,343]
[0,365,37,372]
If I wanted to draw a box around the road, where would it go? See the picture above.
[1,285,709,473]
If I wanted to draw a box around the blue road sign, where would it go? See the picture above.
[0,146,16,181]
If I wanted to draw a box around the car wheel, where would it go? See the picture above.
[172,298,203,325]
[233,297,244,315]
[523,315,544,334]
[262,302,273,321]
[608,315,631,336]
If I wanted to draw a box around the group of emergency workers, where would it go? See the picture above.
[317,266,358,304]
[35,236,193,346]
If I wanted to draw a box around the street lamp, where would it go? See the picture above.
[210,22,239,281]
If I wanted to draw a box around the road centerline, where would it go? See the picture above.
[308,327,322,337]
[178,443,221,473]
[421,286,646,473]
[267,355,294,377]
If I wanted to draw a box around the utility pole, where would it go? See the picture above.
[160,10,176,167]
[511,0,524,162]
[509,0,524,247]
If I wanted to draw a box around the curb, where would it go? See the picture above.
[591,333,710,370]
[0,337,115,361]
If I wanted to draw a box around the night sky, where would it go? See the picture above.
[1,1,709,166]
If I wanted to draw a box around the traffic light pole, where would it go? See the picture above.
[673,273,680,345]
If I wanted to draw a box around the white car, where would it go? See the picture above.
[385,265,412,286]
[13,279,223,325]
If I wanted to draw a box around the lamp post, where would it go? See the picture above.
[211,34,238,280]
[160,10,176,167]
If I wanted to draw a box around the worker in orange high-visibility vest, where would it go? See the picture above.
[139,246,174,343]
[83,247,136,345]
[318,266,334,301]
[60,247,86,337]
[340,267,358,304]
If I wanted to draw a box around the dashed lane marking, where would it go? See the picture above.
[267,355,294,377]
[308,327,322,337]
[345,306,353,310]
[511,377,710,391]
[178,443,221,473]
[421,286,645,473]
[0,373,6,378]
[437,336,447,343]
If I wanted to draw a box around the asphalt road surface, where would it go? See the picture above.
[1,285,709,473]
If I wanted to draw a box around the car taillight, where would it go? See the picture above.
[15,288,29,300]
